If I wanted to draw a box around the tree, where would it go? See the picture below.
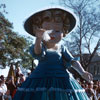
[59,0,100,70]
[0,3,35,70]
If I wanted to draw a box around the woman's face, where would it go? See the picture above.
[42,18,64,44]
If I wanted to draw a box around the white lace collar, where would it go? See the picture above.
[46,44,61,52]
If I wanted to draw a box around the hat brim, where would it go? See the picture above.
[24,7,77,36]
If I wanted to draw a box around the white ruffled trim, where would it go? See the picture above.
[17,87,85,93]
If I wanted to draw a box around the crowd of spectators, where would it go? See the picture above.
[77,78,100,100]
[0,66,30,100]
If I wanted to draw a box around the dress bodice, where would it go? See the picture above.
[29,44,76,78]
[38,50,63,69]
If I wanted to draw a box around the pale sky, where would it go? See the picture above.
[0,0,99,52]
[0,0,59,37]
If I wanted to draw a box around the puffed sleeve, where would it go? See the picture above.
[29,44,46,60]
[61,45,78,68]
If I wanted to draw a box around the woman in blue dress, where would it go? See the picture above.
[13,7,93,100]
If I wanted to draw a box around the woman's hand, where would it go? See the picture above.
[72,61,93,83]
[81,71,93,83]
[34,28,46,55]
[35,28,46,39]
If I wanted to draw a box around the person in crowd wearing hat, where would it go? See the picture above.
[13,7,93,100]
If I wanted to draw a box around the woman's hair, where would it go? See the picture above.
[32,10,70,35]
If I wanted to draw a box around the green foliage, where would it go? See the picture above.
[0,6,35,69]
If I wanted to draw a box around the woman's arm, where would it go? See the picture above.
[71,61,85,75]
[34,29,45,55]
[72,61,93,83]
[34,38,42,55]
[61,45,93,83]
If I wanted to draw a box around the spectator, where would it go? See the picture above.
[15,67,22,86]
[0,75,7,95]
[93,85,98,100]
[97,88,100,100]
[19,74,25,83]
[86,82,94,100]
[4,89,12,100]
[17,74,25,87]
[0,79,3,100]
[6,76,16,98]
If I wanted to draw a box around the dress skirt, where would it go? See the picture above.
[13,73,89,100]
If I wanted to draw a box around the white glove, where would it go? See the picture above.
[72,61,93,83]
[42,30,53,41]
[81,71,93,83]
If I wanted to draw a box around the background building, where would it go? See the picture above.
[87,53,100,80]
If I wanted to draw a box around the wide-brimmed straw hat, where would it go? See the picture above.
[24,6,77,36]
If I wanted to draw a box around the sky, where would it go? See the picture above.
[0,0,59,37]
[0,0,99,52]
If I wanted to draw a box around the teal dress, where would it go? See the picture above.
[13,44,89,100]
